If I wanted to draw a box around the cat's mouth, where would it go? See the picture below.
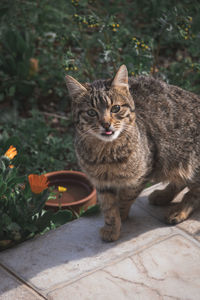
[96,128,120,142]
[101,130,114,137]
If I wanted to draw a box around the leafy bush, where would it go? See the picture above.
[0,139,99,251]
[0,110,77,175]
[0,0,199,111]
[0,145,74,250]
[0,110,78,250]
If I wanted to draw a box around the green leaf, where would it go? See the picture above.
[51,210,73,227]
[8,86,16,97]
[0,181,7,195]
[24,223,38,233]
[0,159,7,172]
[1,213,12,226]
[35,210,54,231]
[6,172,25,189]
[7,222,21,232]
[0,94,4,102]
[80,205,100,217]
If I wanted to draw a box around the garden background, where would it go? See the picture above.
[0,0,200,248]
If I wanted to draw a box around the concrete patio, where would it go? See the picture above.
[1,183,200,300]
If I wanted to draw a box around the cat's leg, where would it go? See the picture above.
[149,182,185,206]
[166,184,200,224]
[118,187,142,222]
[98,187,121,242]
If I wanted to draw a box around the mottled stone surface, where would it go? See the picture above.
[137,183,183,222]
[0,184,200,300]
[0,266,43,300]
[48,235,200,300]
[138,183,200,241]
[0,204,173,292]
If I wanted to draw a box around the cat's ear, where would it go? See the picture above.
[65,75,87,98]
[111,65,129,91]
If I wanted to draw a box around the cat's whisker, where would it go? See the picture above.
[76,128,94,145]
[122,124,134,137]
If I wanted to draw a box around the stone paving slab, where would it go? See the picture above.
[137,183,181,222]
[137,183,200,241]
[0,203,174,295]
[47,234,200,300]
[0,183,200,300]
[0,266,43,300]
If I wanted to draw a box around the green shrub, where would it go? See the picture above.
[0,0,199,111]
[0,110,77,175]
[0,145,74,250]
[0,121,99,251]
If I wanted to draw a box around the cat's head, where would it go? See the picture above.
[65,65,135,142]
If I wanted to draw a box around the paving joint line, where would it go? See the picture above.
[0,262,47,299]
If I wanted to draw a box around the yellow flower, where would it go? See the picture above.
[131,71,135,76]
[4,145,17,160]
[116,24,119,27]
[113,28,117,32]
[28,174,49,194]
[150,66,159,73]
[58,186,67,192]
[132,37,137,40]
[29,58,39,76]
[112,23,115,27]
[136,41,140,45]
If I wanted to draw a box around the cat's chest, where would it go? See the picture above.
[76,140,131,166]
[76,141,142,187]
[80,157,135,187]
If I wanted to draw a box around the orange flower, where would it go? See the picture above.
[28,174,49,194]
[4,145,17,160]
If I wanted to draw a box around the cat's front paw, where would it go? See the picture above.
[100,225,120,242]
[166,207,188,225]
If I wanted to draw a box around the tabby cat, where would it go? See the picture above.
[65,65,200,242]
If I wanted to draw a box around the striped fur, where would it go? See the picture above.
[66,65,200,242]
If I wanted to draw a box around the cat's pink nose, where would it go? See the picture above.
[101,122,111,130]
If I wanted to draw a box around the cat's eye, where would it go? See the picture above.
[87,109,97,117]
[111,105,120,113]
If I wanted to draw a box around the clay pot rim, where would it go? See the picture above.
[45,170,97,207]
